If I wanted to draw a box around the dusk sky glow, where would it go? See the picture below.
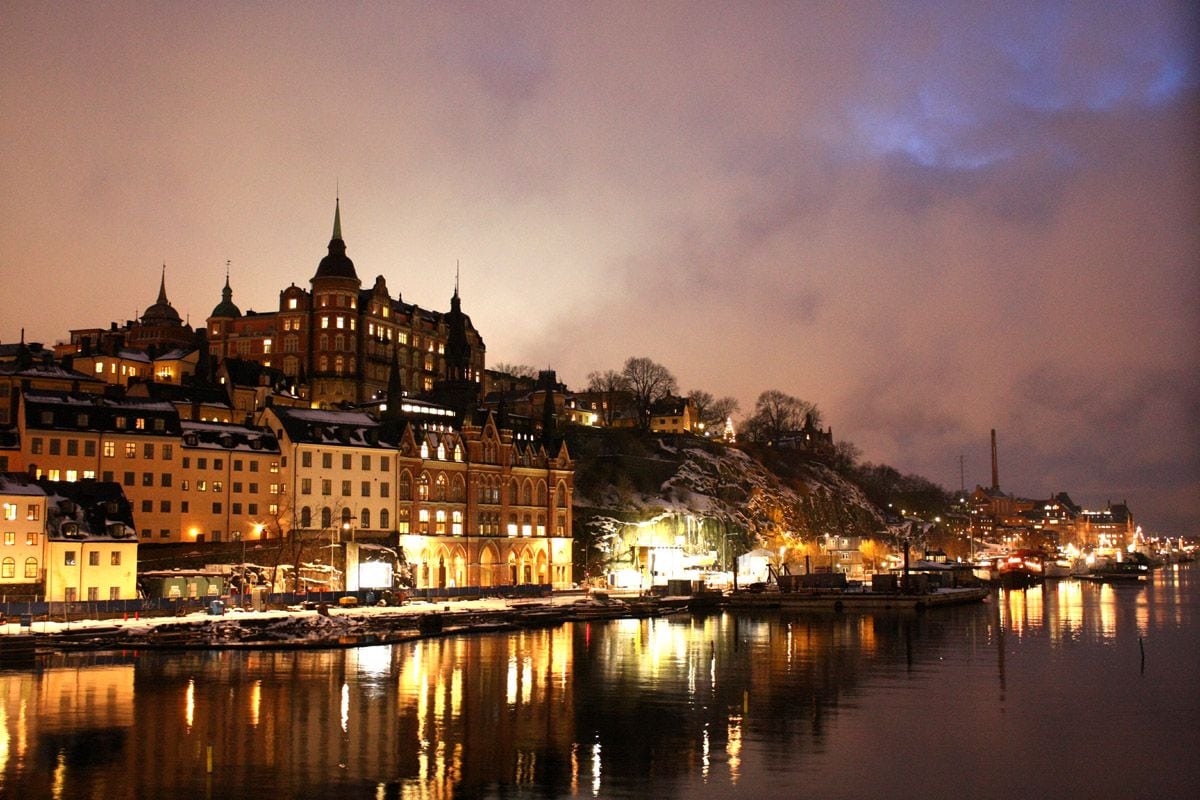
[2,2,1197,534]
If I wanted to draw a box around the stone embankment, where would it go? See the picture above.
[12,595,668,652]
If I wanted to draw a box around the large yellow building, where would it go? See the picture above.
[40,479,138,602]
[263,404,574,591]
[17,392,282,543]
[0,474,45,592]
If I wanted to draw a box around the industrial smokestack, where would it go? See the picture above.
[990,429,999,492]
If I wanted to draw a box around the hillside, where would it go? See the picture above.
[565,428,886,577]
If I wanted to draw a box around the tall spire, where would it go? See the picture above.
[157,264,169,305]
[312,197,358,281]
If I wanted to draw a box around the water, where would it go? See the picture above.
[3,564,1197,799]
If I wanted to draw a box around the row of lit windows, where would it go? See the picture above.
[33,468,96,482]
[93,361,144,377]
[319,314,356,331]
[3,531,39,545]
[2,503,39,521]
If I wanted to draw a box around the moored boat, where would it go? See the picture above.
[996,551,1046,588]
[1079,560,1150,583]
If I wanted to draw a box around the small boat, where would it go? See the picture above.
[1079,560,1150,583]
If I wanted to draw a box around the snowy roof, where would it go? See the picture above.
[22,392,183,435]
[153,348,196,361]
[39,479,136,542]
[180,421,280,453]
[269,406,383,448]
[0,362,104,383]
[0,473,46,497]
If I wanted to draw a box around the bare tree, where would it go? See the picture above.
[491,362,538,379]
[709,396,740,425]
[742,390,820,443]
[689,390,740,429]
[687,390,714,422]
[586,369,631,426]
[829,440,862,474]
[622,357,677,429]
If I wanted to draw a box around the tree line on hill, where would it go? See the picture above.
[496,355,954,523]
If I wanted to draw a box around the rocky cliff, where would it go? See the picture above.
[565,428,885,576]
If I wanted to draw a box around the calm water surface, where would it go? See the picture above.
[2,564,1197,799]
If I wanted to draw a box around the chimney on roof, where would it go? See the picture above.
[990,429,999,492]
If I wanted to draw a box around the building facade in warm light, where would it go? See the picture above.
[206,201,486,408]
[1074,503,1136,549]
[263,405,574,590]
[176,421,282,543]
[19,392,183,540]
[40,479,138,602]
[0,474,46,594]
[0,360,105,425]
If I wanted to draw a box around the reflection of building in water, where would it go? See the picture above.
[392,627,576,796]
[0,661,135,798]
[114,629,576,798]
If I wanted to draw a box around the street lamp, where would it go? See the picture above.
[329,523,339,593]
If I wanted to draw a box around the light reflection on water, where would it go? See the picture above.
[1,564,1197,799]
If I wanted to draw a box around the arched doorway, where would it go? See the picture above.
[480,545,497,588]
[451,546,466,588]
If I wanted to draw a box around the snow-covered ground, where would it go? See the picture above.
[0,592,603,638]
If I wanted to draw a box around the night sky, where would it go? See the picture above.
[2,3,1196,535]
